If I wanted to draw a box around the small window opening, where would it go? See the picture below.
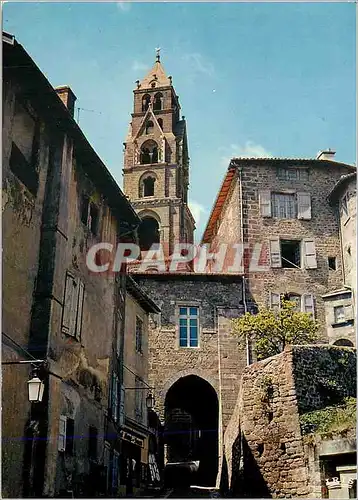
[281,240,301,268]
[143,177,155,197]
[158,118,163,130]
[88,426,98,460]
[81,196,90,225]
[328,257,336,270]
[153,93,163,111]
[280,442,286,453]
[257,443,264,457]
[267,411,274,422]
[145,121,154,135]
[66,418,75,455]
[142,95,151,112]
[89,203,99,235]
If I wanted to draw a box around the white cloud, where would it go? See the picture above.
[131,60,149,72]
[220,141,273,166]
[189,200,207,226]
[182,53,214,79]
[117,2,131,12]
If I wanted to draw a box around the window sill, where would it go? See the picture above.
[178,346,200,349]
[332,320,354,328]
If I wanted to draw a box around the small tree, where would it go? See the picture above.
[232,299,320,360]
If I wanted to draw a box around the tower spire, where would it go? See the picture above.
[155,47,161,62]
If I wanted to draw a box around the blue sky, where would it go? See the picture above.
[3,1,356,239]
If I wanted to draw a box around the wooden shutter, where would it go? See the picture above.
[259,190,271,217]
[269,292,281,311]
[303,239,317,269]
[303,294,314,315]
[75,281,85,340]
[62,274,76,335]
[119,385,125,426]
[297,192,312,220]
[58,415,67,452]
[344,304,354,320]
[269,238,281,268]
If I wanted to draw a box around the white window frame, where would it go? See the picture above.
[271,192,297,219]
[334,304,353,324]
[178,306,199,348]
[58,415,67,452]
[269,293,315,316]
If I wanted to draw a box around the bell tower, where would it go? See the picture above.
[123,50,195,257]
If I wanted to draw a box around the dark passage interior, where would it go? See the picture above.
[164,375,219,487]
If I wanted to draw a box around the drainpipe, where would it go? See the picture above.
[237,167,251,365]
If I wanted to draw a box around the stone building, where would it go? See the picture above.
[133,273,249,487]
[2,32,141,498]
[119,276,161,496]
[123,50,195,259]
[224,345,356,498]
[321,171,357,348]
[201,153,356,342]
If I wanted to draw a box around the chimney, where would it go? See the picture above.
[55,85,77,118]
[316,149,336,161]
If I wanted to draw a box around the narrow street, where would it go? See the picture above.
[162,486,220,498]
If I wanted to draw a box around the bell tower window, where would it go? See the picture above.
[153,93,163,111]
[142,94,151,112]
[139,173,157,198]
[140,140,159,164]
[145,121,154,135]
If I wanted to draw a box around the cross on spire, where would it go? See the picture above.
[155,47,161,62]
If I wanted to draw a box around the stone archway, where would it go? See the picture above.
[164,375,219,487]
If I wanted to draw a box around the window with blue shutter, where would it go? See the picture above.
[179,307,199,347]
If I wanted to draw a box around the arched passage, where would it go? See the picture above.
[333,338,354,347]
[164,375,219,486]
[138,215,160,251]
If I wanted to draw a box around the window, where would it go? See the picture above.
[62,273,85,340]
[145,121,154,135]
[153,93,163,111]
[281,240,301,268]
[111,372,119,422]
[269,238,317,269]
[135,376,143,421]
[142,95,151,112]
[334,305,353,324]
[66,418,75,455]
[58,416,74,453]
[140,140,158,164]
[179,306,199,347]
[277,168,309,182]
[333,339,354,347]
[269,293,315,315]
[103,443,111,491]
[259,190,311,219]
[10,141,39,196]
[81,196,99,235]
[341,194,348,218]
[112,450,119,493]
[136,316,143,353]
[328,257,337,270]
[88,426,98,460]
[158,118,163,130]
[143,176,155,197]
[272,193,296,219]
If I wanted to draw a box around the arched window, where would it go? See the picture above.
[140,140,158,164]
[138,216,160,251]
[142,94,151,112]
[139,173,156,198]
[153,93,163,111]
[333,339,354,347]
[145,121,154,135]
[158,118,163,130]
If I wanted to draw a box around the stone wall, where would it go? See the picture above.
[224,345,357,498]
[133,273,248,485]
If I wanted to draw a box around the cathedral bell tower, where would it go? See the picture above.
[123,50,195,260]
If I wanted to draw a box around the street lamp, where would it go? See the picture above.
[146,392,155,410]
[27,369,45,403]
